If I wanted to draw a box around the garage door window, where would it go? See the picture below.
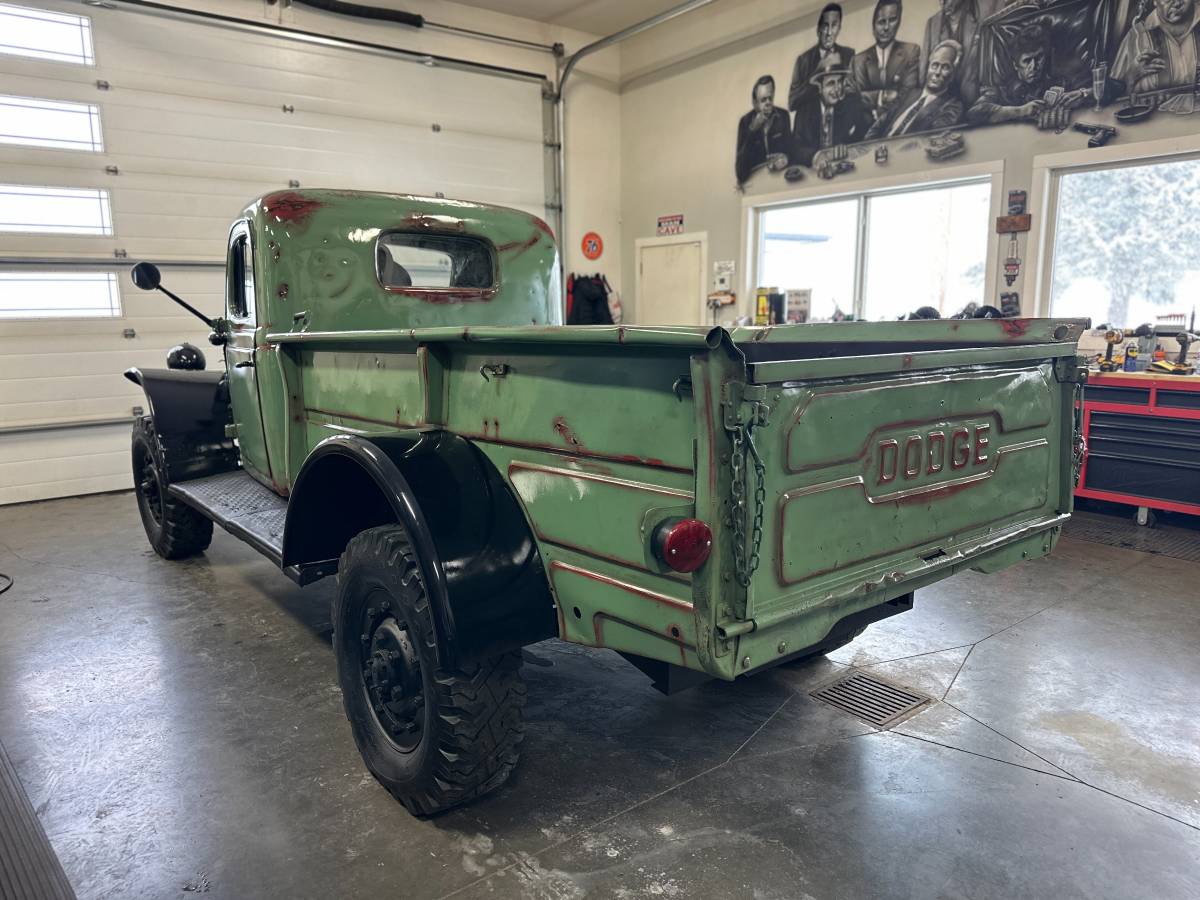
[0,184,112,235]
[0,3,94,65]
[0,272,120,319]
[0,94,103,152]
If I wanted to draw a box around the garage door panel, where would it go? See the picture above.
[2,0,549,504]
[0,324,219,355]
[0,440,132,505]
[0,389,142,424]
[87,25,543,138]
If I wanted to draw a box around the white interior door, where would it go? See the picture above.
[636,236,705,326]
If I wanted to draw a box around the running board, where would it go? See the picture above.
[169,470,336,585]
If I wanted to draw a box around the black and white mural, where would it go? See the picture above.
[735,0,1194,188]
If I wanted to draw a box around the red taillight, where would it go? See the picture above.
[654,518,712,573]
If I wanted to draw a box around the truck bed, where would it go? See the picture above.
[250,317,1087,682]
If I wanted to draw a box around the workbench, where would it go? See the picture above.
[1076,371,1200,520]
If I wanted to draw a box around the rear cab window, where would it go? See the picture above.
[375,232,496,291]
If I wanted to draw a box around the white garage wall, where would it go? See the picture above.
[0,0,622,506]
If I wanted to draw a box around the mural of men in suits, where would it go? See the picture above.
[868,39,966,137]
[793,54,875,167]
[922,0,982,104]
[966,20,1087,124]
[788,3,856,114]
[851,0,922,117]
[1113,0,1200,114]
[736,75,793,185]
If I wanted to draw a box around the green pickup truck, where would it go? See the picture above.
[124,189,1087,815]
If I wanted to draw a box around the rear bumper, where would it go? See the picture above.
[723,512,1069,679]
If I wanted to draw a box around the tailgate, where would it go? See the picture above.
[733,322,1085,628]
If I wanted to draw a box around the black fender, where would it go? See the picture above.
[124,367,239,481]
[282,431,557,665]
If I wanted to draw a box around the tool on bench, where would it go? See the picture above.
[1148,331,1197,375]
[1098,329,1124,372]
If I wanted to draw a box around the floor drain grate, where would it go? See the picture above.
[1065,511,1200,563]
[810,671,932,729]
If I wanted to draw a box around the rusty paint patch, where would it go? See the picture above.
[508,461,693,500]
[262,191,324,226]
[382,286,497,304]
[1000,318,1031,338]
[463,430,692,473]
[495,232,540,255]
[550,561,694,614]
[552,416,585,450]
[401,213,466,232]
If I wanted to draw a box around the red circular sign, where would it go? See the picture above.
[581,231,603,261]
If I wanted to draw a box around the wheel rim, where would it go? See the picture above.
[135,447,165,526]
[360,591,426,752]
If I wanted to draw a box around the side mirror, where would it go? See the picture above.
[131,261,161,291]
[129,261,215,329]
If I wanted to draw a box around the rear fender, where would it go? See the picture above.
[124,367,239,481]
[282,432,557,665]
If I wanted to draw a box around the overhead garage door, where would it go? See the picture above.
[0,0,551,505]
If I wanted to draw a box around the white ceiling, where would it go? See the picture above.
[454,0,691,35]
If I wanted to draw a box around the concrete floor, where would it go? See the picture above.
[1,493,1198,900]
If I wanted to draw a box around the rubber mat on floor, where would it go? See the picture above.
[1064,511,1200,563]
[0,739,75,900]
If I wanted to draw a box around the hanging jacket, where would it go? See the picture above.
[566,274,614,325]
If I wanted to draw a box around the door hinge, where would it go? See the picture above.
[722,382,771,430]
[1053,355,1089,384]
[225,423,239,439]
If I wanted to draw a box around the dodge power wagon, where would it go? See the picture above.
[124,189,1088,815]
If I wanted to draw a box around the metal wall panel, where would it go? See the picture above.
[0,0,548,504]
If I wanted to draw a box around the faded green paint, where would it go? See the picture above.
[218,190,1086,685]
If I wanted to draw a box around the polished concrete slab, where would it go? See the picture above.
[1,492,1197,899]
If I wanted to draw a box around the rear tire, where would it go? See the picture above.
[334,525,526,815]
[131,418,213,559]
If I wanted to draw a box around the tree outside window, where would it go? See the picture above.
[1050,158,1200,328]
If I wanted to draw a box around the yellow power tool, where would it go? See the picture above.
[1148,332,1197,376]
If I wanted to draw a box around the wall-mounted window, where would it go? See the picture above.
[0,94,104,152]
[755,179,992,322]
[0,3,94,65]
[1048,156,1200,329]
[0,184,112,235]
[376,233,496,290]
[0,272,121,319]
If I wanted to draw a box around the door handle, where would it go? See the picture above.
[235,360,255,369]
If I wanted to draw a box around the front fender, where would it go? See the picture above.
[282,432,557,664]
[124,367,238,481]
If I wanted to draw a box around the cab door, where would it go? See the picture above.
[224,221,274,488]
